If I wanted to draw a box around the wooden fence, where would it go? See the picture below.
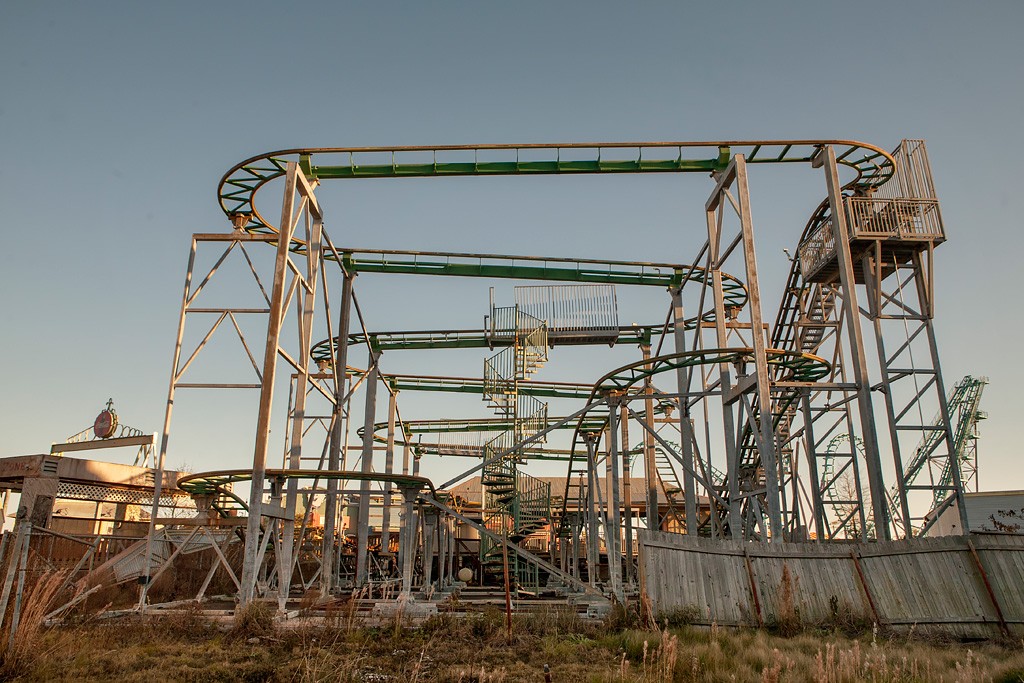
[638,530,1024,639]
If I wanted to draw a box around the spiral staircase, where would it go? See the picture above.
[479,306,553,589]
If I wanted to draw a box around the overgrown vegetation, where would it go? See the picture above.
[0,601,1022,682]
[1,569,1021,681]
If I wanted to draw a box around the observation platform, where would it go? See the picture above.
[798,196,945,284]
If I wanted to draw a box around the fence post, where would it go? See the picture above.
[743,548,763,628]
[966,538,1009,638]
[849,549,882,626]
[7,525,32,647]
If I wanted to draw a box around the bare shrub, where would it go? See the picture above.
[516,605,588,636]
[822,595,873,637]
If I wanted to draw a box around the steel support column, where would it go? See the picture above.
[606,400,625,602]
[322,272,353,592]
[816,146,890,540]
[584,433,600,587]
[618,401,634,584]
[280,205,323,606]
[640,344,659,531]
[800,392,827,539]
[355,350,380,585]
[380,387,398,557]
[705,163,746,538]
[733,155,782,539]
[241,164,307,604]
[399,488,418,595]
[671,288,700,533]
[421,510,437,591]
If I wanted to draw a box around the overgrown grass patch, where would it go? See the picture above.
[6,607,1024,682]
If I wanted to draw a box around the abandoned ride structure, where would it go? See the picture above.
[2,138,1008,635]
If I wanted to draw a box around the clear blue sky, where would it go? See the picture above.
[2,2,1022,492]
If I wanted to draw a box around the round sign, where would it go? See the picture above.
[93,409,118,439]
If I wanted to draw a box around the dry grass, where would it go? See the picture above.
[0,570,72,677]
[229,601,276,642]
[4,604,1024,682]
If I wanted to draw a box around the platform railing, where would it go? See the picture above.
[797,197,944,279]
[435,429,489,456]
[482,431,516,477]
[515,283,619,344]
[515,469,552,536]
[846,197,944,240]
[798,139,944,280]
[874,139,936,201]
[485,305,519,344]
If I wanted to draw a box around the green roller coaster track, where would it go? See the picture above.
[310,317,726,364]
[370,371,594,400]
[896,375,987,528]
[339,250,701,289]
[313,324,655,356]
[218,140,894,238]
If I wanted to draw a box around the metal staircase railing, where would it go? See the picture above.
[517,309,549,377]
[479,304,552,589]
[516,394,548,446]
[483,347,516,416]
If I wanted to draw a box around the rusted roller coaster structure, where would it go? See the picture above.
[134,138,978,608]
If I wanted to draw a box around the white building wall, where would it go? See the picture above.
[932,491,1024,535]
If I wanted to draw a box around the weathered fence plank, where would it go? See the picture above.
[639,530,1024,638]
